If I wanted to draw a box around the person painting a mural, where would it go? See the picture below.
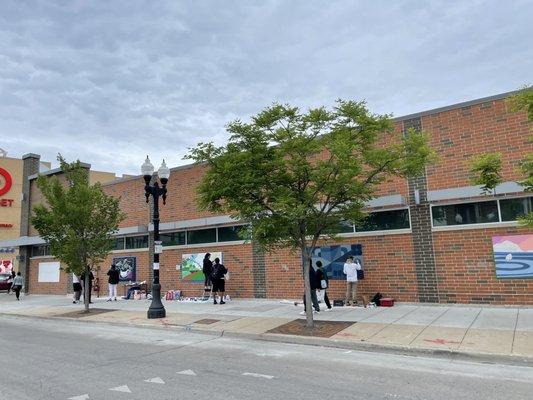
[344,256,364,307]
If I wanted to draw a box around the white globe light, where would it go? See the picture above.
[158,159,170,180]
[141,156,154,177]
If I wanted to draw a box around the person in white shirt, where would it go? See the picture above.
[343,257,362,306]
[72,274,82,304]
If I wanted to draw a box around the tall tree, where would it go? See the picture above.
[470,87,533,227]
[32,157,125,311]
[187,100,434,327]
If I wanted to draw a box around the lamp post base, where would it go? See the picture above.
[147,283,166,319]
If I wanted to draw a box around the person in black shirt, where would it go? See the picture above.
[80,270,94,304]
[107,264,120,301]
[211,257,227,305]
[301,260,320,314]
[202,253,213,299]
[315,261,332,311]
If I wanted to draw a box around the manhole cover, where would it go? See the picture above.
[194,318,220,325]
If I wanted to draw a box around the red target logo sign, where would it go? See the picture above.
[0,168,13,196]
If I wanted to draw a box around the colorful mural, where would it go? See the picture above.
[309,244,363,280]
[112,256,137,282]
[181,252,223,283]
[493,235,533,279]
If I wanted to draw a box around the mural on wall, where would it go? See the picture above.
[0,260,13,274]
[38,261,60,283]
[308,244,363,280]
[112,256,137,282]
[493,235,533,279]
[181,252,223,283]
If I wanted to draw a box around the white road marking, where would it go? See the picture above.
[177,369,197,376]
[109,385,132,393]
[145,377,165,384]
[242,372,274,380]
[344,350,352,354]
[68,395,89,400]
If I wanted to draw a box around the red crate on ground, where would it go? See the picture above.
[380,298,394,307]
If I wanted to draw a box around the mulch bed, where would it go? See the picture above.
[267,319,353,338]
[55,308,118,319]
[194,318,220,325]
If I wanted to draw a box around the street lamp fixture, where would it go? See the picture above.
[142,156,169,319]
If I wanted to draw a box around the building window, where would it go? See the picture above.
[187,228,216,244]
[323,220,355,234]
[31,245,50,257]
[356,209,410,231]
[125,235,148,249]
[500,197,533,221]
[432,201,499,226]
[218,225,248,242]
[160,231,186,246]
[113,238,125,251]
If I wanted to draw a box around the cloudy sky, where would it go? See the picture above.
[1,0,531,175]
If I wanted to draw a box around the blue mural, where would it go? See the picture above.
[308,244,363,280]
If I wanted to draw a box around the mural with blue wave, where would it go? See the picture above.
[493,235,533,279]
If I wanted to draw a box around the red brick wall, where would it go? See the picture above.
[264,234,418,302]
[434,226,533,305]
[28,258,69,295]
[424,99,530,191]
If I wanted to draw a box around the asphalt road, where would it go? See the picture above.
[0,315,532,400]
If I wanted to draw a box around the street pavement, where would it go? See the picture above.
[1,294,533,360]
[1,315,532,400]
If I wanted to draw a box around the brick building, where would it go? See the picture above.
[2,91,532,304]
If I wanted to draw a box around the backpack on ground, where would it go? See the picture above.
[371,292,383,306]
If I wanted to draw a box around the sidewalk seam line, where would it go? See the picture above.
[364,306,421,341]
[407,307,451,346]
[457,308,483,351]
[511,308,520,355]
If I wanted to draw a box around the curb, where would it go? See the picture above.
[2,312,533,367]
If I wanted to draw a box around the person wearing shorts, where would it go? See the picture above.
[210,258,227,305]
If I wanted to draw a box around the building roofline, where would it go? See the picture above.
[100,89,525,188]
[28,162,92,180]
[101,161,202,187]
[392,89,520,122]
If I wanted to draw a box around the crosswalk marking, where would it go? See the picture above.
[242,372,274,379]
[177,369,197,376]
[109,385,132,393]
[145,377,165,384]
[68,395,89,400]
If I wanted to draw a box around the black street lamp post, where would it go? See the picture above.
[142,156,170,319]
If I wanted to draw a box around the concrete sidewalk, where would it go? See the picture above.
[1,294,533,362]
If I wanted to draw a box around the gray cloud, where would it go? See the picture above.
[1,0,531,174]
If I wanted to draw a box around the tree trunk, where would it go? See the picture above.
[84,265,90,313]
[301,247,314,328]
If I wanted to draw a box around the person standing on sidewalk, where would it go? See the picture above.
[202,253,213,299]
[72,273,82,304]
[7,269,15,294]
[315,261,332,311]
[343,257,361,306]
[106,264,120,302]
[301,260,320,315]
[211,257,227,305]
[80,270,94,304]
[11,272,23,301]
